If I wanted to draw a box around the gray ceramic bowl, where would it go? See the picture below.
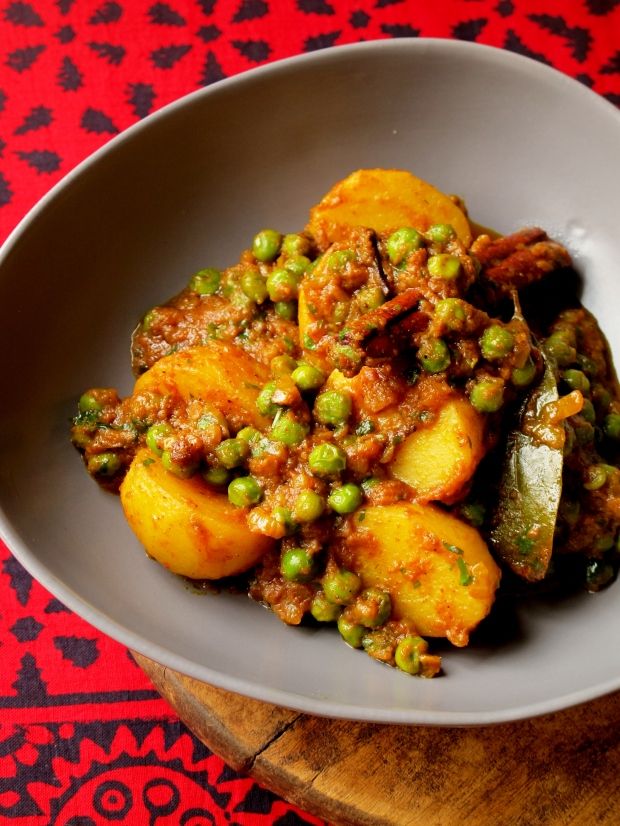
[1,39,620,725]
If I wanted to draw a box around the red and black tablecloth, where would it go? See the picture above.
[1,1,618,823]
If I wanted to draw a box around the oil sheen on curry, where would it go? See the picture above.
[72,169,620,678]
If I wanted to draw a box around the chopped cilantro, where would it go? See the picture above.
[356,419,375,436]
[457,557,473,586]
[443,542,464,555]
[131,418,150,433]
[73,409,99,426]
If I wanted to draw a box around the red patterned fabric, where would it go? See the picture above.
[0,1,618,823]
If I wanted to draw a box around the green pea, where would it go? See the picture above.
[145,422,173,457]
[202,466,229,486]
[351,587,391,628]
[361,477,380,495]
[394,636,426,675]
[281,233,311,257]
[310,591,341,622]
[581,399,596,425]
[274,301,297,320]
[280,547,315,583]
[270,412,308,446]
[434,297,467,331]
[291,362,325,392]
[356,285,385,312]
[284,255,311,278]
[544,332,576,368]
[469,377,505,413]
[328,483,363,514]
[270,354,297,376]
[562,369,590,394]
[511,357,537,388]
[426,223,456,245]
[227,475,263,507]
[78,392,103,414]
[326,249,355,271]
[427,253,461,280]
[583,464,609,491]
[604,413,620,440]
[323,568,362,605]
[197,411,223,430]
[256,382,279,417]
[252,229,281,262]
[240,269,268,303]
[266,268,299,302]
[314,390,352,426]
[418,338,451,373]
[87,452,121,477]
[308,443,346,476]
[161,450,196,479]
[592,385,612,414]
[551,324,577,349]
[189,267,221,295]
[337,613,365,648]
[575,421,595,445]
[386,227,424,266]
[480,325,515,361]
[563,423,576,456]
[586,558,615,591]
[214,438,249,469]
[293,490,325,523]
[236,426,261,444]
[273,506,295,534]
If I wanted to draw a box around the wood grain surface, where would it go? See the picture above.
[133,653,620,826]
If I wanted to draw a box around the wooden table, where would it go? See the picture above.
[134,653,620,825]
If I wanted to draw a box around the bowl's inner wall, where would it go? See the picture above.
[1,41,619,722]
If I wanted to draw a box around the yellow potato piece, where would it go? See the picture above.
[308,168,472,247]
[121,449,273,579]
[347,502,500,646]
[390,397,486,503]
[134,341,271,431]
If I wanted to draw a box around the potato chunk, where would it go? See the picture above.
[390,397,486,503]
[121,449,273,579]
[345,502,500,646]
[134,342,271,431]
[308,168,472,247]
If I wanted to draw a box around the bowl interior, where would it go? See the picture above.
[1,40,620,724]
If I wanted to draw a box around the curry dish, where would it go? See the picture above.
[72,169,620,677]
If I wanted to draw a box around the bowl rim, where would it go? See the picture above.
[2,38,620,727]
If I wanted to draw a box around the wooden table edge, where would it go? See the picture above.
[133,652,620,826]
